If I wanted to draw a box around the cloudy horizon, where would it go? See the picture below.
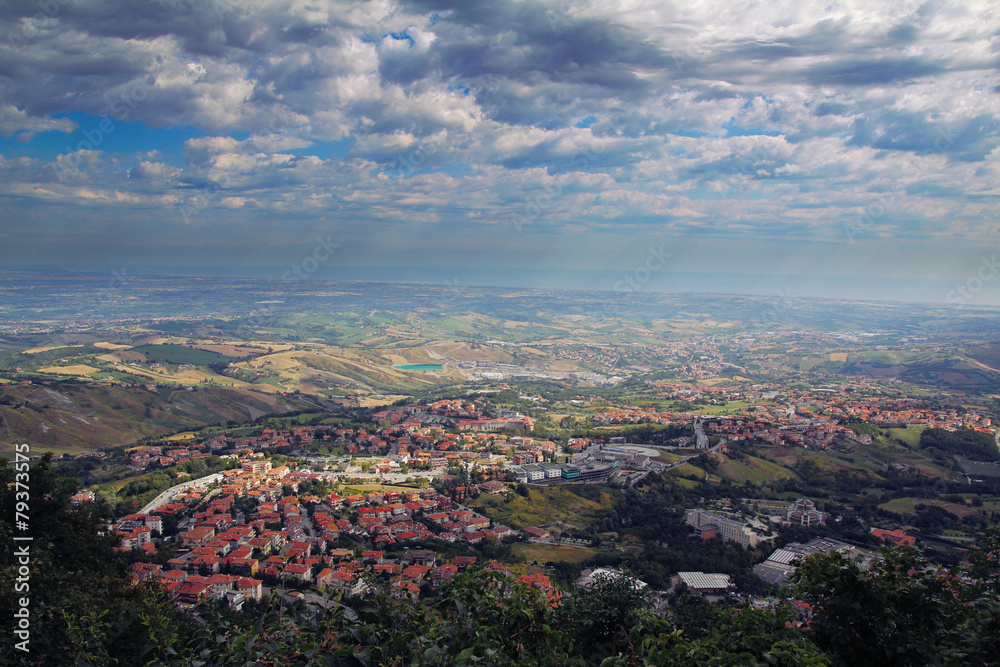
[1,0,999,305]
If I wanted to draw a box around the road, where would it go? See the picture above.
[658,437,725,473]
[140,471,227,515]
[262,585,358,621]
[693,418,709,449]
[626,469,651,488]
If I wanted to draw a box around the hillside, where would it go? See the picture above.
[0,383,320,455]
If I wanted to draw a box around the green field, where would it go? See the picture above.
[888,425,925,448]
[655,451,684,464]
[88,370,149,383]
[668,463,706,480]
[467,486,610,531]
[365,313,400,325]
[512,542,599,564]
[695,400,752,416]
[879,497,979,518]
[254,377,289,388]
[132,344,242,365]
[716,455,798,484]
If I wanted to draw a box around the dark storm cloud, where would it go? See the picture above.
[848,112,1000,160]
[397,0,674,94]
[803,57,946,86]
[814,102,851,117]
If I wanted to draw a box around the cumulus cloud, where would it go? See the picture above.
[0,105,76,141]
[0,0,997,296]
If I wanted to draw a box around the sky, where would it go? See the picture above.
[1,0,999,305]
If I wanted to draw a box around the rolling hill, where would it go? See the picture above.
[0,382,321,455]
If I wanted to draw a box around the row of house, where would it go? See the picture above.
[131,563,263,610]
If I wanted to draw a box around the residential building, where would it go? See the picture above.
[685,509,767,548]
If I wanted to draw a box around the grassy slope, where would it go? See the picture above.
[467,486,608,531]
[878,497,979,518]
[512,542,599,564]
[0,383,311,456]
[715,455,799,484]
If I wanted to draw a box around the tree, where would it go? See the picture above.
[609,604,830,667]
[793,546,968,666]
[558,570,652,659]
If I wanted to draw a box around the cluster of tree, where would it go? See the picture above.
[840,420,885,437]
[919,427,999,462]
[689,453,718,473]
[794,537,1000,666]
[717,440,756,461]
[792,459,875,496]
[1,344,103,372]
[579,482,768,591]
